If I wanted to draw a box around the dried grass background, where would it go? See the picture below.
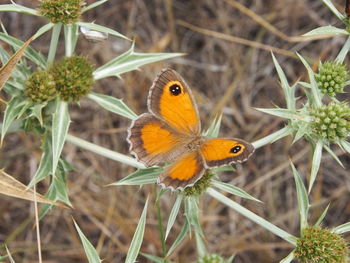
[0,0,350,262]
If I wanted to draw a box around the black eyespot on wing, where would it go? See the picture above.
[230,145,242,154]
[169,84,182,96]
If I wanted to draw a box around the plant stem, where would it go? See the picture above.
[47,23,62,65]
[65,134,145,169]
[156,199,167,256]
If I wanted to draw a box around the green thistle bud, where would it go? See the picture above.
[25,70,57,103]
[315,61,349,97]
[295,226,348,263]
[196,254,227,263]
[52,56,94,102]
[39,0,85,24]
[183,171,214,197]
[310,102,350,141]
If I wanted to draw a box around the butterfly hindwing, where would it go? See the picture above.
[127,113,189,166]
[148,68,201,135]
[200,138,254,168]
[157,151,205,190]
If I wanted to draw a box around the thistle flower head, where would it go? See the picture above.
[52,56,94,102]
[196,254,228,263]
[310,101,350,142]
[183,171,214,197]
[315,61,349,97]
[25,69,57,103]
[39,0,85,24]
[294,226,348,263]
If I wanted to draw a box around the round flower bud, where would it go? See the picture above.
[310,102,350,142]
[295,226,348,263]
[39,0,85,24]
[51,56,94,102]
[25,70,57,104]
[315,61,349,97]
[183,171,214,197]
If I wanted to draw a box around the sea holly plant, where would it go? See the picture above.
[302,0,350,38]
[0,0,182,253]
[105,115,301,261]
[255,51,350,192]
[279,162,350,263]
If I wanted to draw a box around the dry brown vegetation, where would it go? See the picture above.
[0,0,349,262]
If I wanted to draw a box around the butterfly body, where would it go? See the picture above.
[127,69,254,190]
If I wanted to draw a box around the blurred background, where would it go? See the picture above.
[0,0,349,262]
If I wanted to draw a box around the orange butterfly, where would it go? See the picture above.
[127,69,254,190]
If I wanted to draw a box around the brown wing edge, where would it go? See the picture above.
[202,139,255,168]
[147,68,201,134]
[157,152,206,191]
[127,113,151,166]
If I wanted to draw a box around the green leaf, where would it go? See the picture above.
[166,221,190,257]
[0,43,10,64]
[314,203,330,227]
[1,96,28,143]
[165,194,183,240]
[29,104,45,126]
[254,108,311,121]
[333,222,350,234]
[271,52,296,110]
[309,140,323,193]
[323,144,344,168]
[203,114,222,138]
[39,159,73,219]
[82,0,109,13]
[336,37,350,63]
[52,101,70,175]
[297,53,322,107]
[299,81,311,88]
[0,33,47,68]
[110,167,161,186]
[51,160,72,205]
[290,162,309,228]
[32,23,55,40]
[339,139,350,154]
[66,134,145,169]
[73,219,102,263]
[184,196,203,237]
[125,198,149,263]
[76,22,129,40]
[28,135,53,187]
[322,0,345,20]
[279,250,295,263]
[303,26,348,37]
[0,4,38,16]
[93,43,183,79]
[207,187,297,245]
[87,92,137,120]
[212,180,261,202]
[252,126,293,149]
[292,121,309,144]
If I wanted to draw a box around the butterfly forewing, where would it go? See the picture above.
[148,69,201,136]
